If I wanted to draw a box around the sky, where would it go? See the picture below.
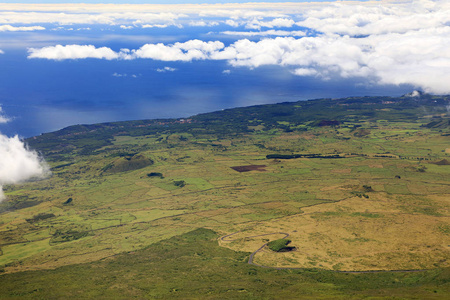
[0,0,339,3]
[0,0,449,138]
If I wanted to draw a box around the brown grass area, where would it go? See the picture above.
[253,202,285,209]
[368,164,384,168]
[145,186,171,197]
[13,248,117,274]
[331,168,352,174]
[320,185,345,192]
[219,231,288,255]
[276,134,302,140]
[432,159,450,165]
[299,133,316,140]
[134,181,151,188]
[426,194,450,205]
[196,208,237,218]
[221,194,450,271]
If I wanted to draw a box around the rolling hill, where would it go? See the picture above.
[1,94,449,298]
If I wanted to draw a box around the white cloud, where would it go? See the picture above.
[245,18,295,30]
[28,44,121,60]
[189,20,206,27]
[0,107,48,202]
[263,18,295,28]
[296,0,450,36]
[222,69,231,74]
[5,1,445,33]
[156,67,177,72]
[0,12,115,25]
[225,19,241,27]
[120,25,133,29]
[22,1,450,94]
[219,36,364,70]
[0,25,45,32]
[0,134,50,202]
[221,30,306,37]
[0,11,184,27]
[27,31,450,94]
[292,68,318,76]
[0,2,306,30]
[197,6,290,19]
[112,72,140,77]
[217,38,287,67]
[131,40,225,61]
[0,50,3,54]
[141,24,169,28]
[0,107,10,124]
[189,20,219,27]
[220,30,450,93]
[361,27,450,93]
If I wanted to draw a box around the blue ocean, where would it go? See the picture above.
[0,20,416,138]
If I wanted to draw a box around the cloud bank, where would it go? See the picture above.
[0,11,184,27]
[0,107,10,124]
[156,66,177,72]
[12,0,450,94]
[131,40,224,61]
[28,44,121,60]
[27,26,450,94]
[0,108,49,201]
[0,25,45,32]
[0,135,50,201]
[221,30,306,37]
[0,2,304,28]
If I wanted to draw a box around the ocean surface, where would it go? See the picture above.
[0,23,415,138]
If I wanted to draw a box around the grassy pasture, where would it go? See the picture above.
[0,96,449,297]
[2,121,449,273]
[1,229,448,299]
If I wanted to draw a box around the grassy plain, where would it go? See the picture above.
[0,95,449,298]
[1,228,449,299]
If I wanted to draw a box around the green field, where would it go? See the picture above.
[0,95,449,298]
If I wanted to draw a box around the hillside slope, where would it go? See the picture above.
[0,94,449,298]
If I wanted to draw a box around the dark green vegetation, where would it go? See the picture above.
[102,154,154,174]
[25,213,55,224]
[1,229,448,299]
[27,94,449,159]
[49,225,94,245]
[147,172,164,178]
[173,180,186,188]
[266,153,341,159]
[1,94,449,298]
[267,238,293,252]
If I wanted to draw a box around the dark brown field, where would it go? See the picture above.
[231,165,267,172]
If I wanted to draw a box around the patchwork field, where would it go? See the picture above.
[0,95,449,298]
